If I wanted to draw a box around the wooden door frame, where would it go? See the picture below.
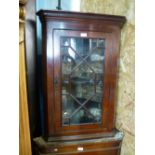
[19,0,32,155]
[53,30,113,136]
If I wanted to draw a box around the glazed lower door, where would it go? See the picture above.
[53,30,112,136]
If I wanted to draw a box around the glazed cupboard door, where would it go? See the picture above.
[53,30,112,136]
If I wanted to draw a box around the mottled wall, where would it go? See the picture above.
[81,0,135,155]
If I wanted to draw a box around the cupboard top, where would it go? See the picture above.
[36,10,126,28]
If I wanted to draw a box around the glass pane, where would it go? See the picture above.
[70,108,96,124]
[62,94,80,125]
[61,36,105,126]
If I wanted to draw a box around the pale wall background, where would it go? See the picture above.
[80,0,135,155]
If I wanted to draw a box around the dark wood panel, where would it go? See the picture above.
[36,149,119,155]
[37,10,126,28]
[55,150,119,155]
[33,132,123,155]
[36,11,126,151]
[52,30,114,137]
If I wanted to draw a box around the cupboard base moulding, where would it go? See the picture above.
[33,131,123,155]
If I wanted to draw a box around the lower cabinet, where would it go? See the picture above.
[33,131,123,155]
[35,150,120,155]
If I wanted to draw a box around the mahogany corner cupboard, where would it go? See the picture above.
[34,10,126,155]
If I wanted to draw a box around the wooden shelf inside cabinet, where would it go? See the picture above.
[35,10,126,155]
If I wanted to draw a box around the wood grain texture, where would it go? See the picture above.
[36,10,126,141]
[19,0,32,154]
[33,131,123,155]
[35,10,125,155]
[37,10,126,28]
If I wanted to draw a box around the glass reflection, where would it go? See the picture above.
[61,37,105,126]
